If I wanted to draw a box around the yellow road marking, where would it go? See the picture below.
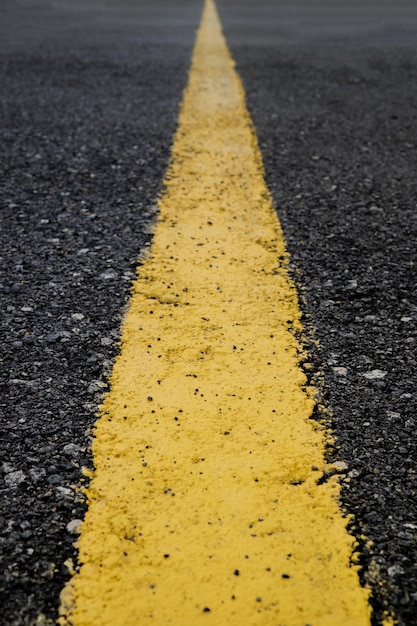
[59,0,371,623]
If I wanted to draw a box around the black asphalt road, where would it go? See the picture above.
[0,1,200,623]
[216,2,417,624]
[1,0,417,624]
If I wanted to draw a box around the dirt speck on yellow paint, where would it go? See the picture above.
[59,0,371,624]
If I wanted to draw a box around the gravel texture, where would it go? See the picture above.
[217,1,417,624]
[2,0,417,624]
[0,1,200,623]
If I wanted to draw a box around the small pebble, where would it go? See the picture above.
[66,519,83,534]
[4,470,26,488]
[363,369,387,380]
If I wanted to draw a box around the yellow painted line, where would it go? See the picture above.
[59,0,371,624]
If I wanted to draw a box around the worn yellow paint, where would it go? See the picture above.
[59,0,371,624]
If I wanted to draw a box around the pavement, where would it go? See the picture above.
[216,1,417,623]
[0,1,200,623]
[1,0,417,624]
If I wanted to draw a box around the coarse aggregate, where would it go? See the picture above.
[0,1,201,623]
[216,1,417,624]
[2,0,417,624]
[59,2,370,621]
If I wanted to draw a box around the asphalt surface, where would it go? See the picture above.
[0,1,201,623]
[1,0,417,624]
[216,1,417,624]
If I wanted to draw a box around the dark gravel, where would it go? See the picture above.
[3,0,417,624]
[0,1,200,623]
[217,1,417,624]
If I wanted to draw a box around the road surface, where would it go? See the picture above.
[1,0,417,624]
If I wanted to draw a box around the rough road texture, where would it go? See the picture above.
[2,0,417,624]
[0,1,200,623]
[217,1,417,624]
